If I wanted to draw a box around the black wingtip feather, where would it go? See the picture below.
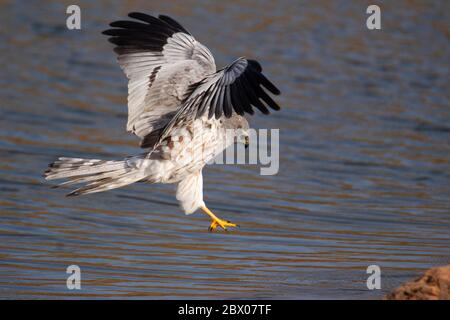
[103,13,192,56]
[158,15,191,34]
[247,59,262,72]
[257,72,281,95]
[128,12,153,22]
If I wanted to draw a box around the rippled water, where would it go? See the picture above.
[0,1,449,299]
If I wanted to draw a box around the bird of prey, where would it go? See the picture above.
[44,12,281,231]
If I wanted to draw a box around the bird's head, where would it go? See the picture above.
[222,115,250,148]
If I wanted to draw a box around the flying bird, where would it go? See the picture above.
[44,12,281,231]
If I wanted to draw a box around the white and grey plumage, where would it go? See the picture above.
[44,13,281,231]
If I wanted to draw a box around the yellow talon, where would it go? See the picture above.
[208,218,237,232]
[201,206,238,232]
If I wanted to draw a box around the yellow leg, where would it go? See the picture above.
[201,205,238,232]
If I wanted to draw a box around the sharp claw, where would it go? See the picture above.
[208,220,219,232]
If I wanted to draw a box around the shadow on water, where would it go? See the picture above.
[0,1,449,299]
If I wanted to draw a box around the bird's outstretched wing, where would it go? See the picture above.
[191,57,281,119]
[103,12,216,148]
[154,57,281,149]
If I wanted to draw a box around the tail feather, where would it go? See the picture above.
[44,156,148,196]
[45,158,126,180]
